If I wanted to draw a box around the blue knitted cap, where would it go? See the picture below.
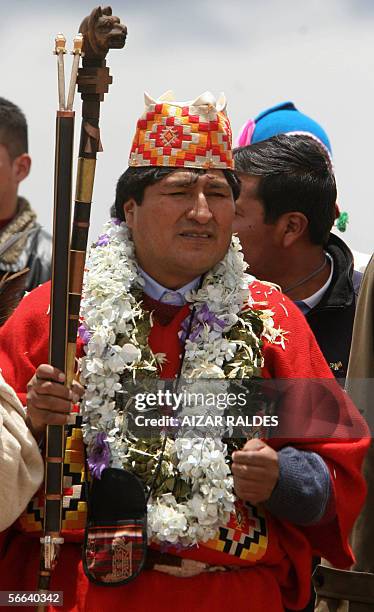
[251,101,332,154]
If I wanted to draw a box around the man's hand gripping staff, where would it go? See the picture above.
[26,365,84,440]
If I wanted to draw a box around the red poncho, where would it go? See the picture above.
[0,281,369,612]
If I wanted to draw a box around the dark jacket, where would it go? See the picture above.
[0,223,52,292]
[19,224,52,292]
[0,220,52,326]
[305,233,362,379]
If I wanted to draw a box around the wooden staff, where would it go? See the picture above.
[37,6,126,604]
[36,34,82,607]
[66,5,127,387]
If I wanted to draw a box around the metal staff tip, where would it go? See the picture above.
[66,34,84,111]
[72,33,84,55]
[54,33,67,111]
[54,33,67,55]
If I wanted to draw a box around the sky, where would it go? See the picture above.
[1,0,373,255]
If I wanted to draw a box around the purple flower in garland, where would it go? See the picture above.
[87,432,111,479]
[180,303,226,343]
[78,323,92,345]
[160,540,186,553]
[112,217,122,226]
[96,233,110,247]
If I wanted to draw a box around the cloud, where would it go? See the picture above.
[0,0,373,253]
[0,0,236,43]
[341,0,374,15]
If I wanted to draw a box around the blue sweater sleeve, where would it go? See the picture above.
[264,446,334,525]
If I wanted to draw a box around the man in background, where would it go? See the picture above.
[234,102,361,379]
[0,97,51,324]
[234,103,364,612]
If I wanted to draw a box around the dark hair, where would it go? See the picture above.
[234,134,337,245]
[0,97,28,159]
[111,166,241,220]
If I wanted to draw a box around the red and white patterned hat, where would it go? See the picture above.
[129,91,234,169]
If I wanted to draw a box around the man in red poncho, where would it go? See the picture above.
[0,90,369,612]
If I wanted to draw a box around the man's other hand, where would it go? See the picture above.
[232,438,279,504]
[26,364,84,438]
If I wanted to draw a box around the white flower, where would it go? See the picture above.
[189,363,225,379]
[121,343,142,363]
[148,497,188,543]
[85,357,104,375]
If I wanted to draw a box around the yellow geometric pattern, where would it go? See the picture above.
[129,100,233,169]
[203,500,268,562]
[18,425,88,534]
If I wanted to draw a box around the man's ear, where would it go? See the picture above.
[13,154,31,184]
[277,212,309,248]
[123,198,136,228]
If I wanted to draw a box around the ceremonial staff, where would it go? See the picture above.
[37,6,126,605]
[37,33,81,604]
[66,6,127,385]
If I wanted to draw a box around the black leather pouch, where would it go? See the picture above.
[82,468,147,586]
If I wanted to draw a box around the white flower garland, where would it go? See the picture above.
[80,219,284,547]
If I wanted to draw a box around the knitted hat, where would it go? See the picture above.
[237,101,332,155]
[129,90,234,169]
[236,102,349,229]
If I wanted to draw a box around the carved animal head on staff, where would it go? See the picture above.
[79,6,127,60]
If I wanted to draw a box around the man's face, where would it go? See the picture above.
[124,169,235,288]
[0,144,31,219]
[233,174,278,280]
[0,145,16,216]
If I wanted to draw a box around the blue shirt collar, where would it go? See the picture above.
[139,268,201,306]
